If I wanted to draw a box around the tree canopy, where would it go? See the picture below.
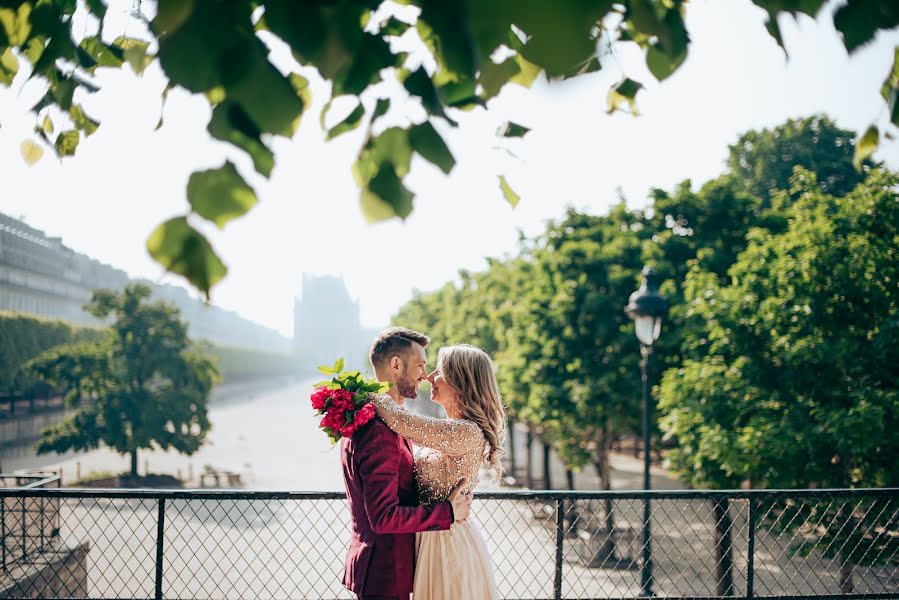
[27,283,219,476]
[1,0,898,297]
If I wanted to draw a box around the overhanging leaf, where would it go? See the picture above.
[20,139,44,165]
[409,121,455,175]
[114,37,152,74]
[402,67,457,126]
[853,125,878,171]
[208,101,274,178]
[606,78,643,115]
[0,4,32,46]
[497,121,530,138]
[146,216,227,299]
[647,44,687,82]
[326,100,365,140]
[479,57,520,101]
[69,104,100,136]
[499,175,520,208]
[54,129,79,156]
[360,165,414,223]
[510,55,541,88]
[0,48,19,85]
[187,161,258,229]
[881,46,899,127]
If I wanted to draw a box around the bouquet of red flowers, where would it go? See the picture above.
[310,358,390,444]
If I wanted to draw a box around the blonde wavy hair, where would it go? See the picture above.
[437,344,506,480]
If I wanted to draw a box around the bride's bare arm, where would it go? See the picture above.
[370,393,483,455]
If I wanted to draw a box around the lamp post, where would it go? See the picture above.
[625,266,668,598]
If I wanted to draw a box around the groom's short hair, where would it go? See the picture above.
[370,327,429,368]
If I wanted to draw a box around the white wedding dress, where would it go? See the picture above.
[373,394,500,599]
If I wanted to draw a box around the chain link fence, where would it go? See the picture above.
[1,487,897,599]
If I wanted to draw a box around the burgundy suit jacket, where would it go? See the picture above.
[341,416,453,596]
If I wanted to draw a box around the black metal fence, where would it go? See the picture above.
[0,486,897,599]
[1,473,62,574]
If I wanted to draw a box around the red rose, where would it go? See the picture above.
[311,387,331,411]
[331,389,354,410]
[339,421,358,437]
[354,402,376,427]
[321,407,345,432]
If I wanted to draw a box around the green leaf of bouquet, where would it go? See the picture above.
[499,175,520,208]
[409,121,455,175]
[318,365,337,375]
[334,357,345,372]
[854,125,878,171]
[146,217,228,300]
[54,129,79,156]
[326,100,366,140]
[187,161,258,229]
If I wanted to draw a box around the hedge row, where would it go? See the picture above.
[0,312,303,394]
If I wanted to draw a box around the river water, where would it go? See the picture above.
[1,375,349,490]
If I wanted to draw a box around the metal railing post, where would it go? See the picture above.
[155,498,166,600]
[747,498,756,599]
[20,497,26,561]
[1,497,6,572]
[554,497,564,600]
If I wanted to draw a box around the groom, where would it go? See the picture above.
[341,327,471,600]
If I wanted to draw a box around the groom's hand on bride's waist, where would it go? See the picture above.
[448,478,472,522]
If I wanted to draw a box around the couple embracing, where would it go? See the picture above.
[341,327,505,599]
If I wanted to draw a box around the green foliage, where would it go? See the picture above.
[659,169,899,491]
[726,115,865,203]
[5,1,896,297]
[27,285,219,475]
[0,311,103,394]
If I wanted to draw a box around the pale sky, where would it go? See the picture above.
[2,0,898,337]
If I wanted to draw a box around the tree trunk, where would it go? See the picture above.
[565,469,579,535]
[130,449,139,478]
[542,440,552,490]
[712,498,735,597]
[525,427,534,489]
[838,502,855,593]
[507,417,516,483]
[591,422,618,565]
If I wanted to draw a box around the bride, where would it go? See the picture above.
[371,344,505,599]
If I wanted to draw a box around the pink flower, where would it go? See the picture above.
[354,402,376,428]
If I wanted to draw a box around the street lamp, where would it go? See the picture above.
[625,266,668,598]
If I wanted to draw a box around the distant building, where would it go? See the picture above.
[294,274,372,369]
[0,212,290,354]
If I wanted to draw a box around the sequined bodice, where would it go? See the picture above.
[372,394,486,504]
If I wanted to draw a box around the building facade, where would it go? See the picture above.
[294,274,372,369]
[0,212,290,354]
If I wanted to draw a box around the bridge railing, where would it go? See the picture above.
[0,486,896,599]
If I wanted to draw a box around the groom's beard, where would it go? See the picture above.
[395,372,419,399]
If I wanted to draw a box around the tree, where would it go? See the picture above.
[657,168,899,591]
[28,284,219,477]
[2,0,897,297]
[726,114,866,203]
